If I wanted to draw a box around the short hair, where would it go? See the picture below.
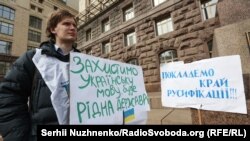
[46,9,77,40]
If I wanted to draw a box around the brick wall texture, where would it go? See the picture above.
[77,0,250,124]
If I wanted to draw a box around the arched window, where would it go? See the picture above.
[127,58,138,65]
[159,50,178,63]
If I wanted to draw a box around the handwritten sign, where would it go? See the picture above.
[160,55,247,114]
[70,52,150,124]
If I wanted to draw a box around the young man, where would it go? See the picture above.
[0,9,79,141]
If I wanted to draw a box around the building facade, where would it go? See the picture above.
[77,0,250,124]
[0,0,78,80]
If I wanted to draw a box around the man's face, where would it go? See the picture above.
[51,17,77,43]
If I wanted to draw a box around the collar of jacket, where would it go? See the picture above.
[39,40,80,62]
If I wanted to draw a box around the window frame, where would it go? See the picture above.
[54,6,58,10]
[0,40,12,54]
[156,16,173,36]
[125,31,136,46]
[126,58,139,66]
[28,29,41,42]
[153,0,166,7]
[86,29,92,41]
[102,18,110,32]
[102,41,111,54]
[38,8,43,13]
[60,0,67,4]
[38,0,44,4]
[0,21,13,36]
[0,61,11,76]
[200,0,218,20]
[123,4,134,22]
[0,5,15,21]
[29,16,42,29]
[86,48,92,55]
[30,4,36,10]
[159,50,178,64]
[207,40,213,58]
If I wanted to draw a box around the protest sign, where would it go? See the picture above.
[70,52,150,124]
[160,55,247,114]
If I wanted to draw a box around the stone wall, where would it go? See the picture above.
[78,0,219,92]
[217,0,250,26]
[77,0,250,124]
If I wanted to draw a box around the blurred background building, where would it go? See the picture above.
[0,0,78,80]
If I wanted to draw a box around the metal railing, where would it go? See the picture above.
[76,0,120,26]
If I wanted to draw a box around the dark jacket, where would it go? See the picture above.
[0,40,80,141]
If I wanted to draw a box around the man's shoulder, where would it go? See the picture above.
[26,49,36,59]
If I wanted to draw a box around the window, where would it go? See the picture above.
[86,29,92,41]
[29,16,42,29]
[200,0,218,20]
[54,6,58,10]
[27,46,37,51]
[124,5,134,21]
[86,48,92,55]
[156,17,173,36]
[60,0,67,4]
[0,5,15,20]
[0,21,13,35]
[0,40,11,54]
[102,18,110,32]
[153,0,166,6]
[125,31,136,46]
[30,4,36,10]
[127,58,138,65]
[102,42,111,54]
[246,32,250,46]
[207,40,213,57]
[38,8,43,13]
[0,61,11,76]
[28,30,41,42]
[159,50,178,63]
[38,0,44,4]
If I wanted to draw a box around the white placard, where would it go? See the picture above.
[160,55,247,114]
[70,52,150,124]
